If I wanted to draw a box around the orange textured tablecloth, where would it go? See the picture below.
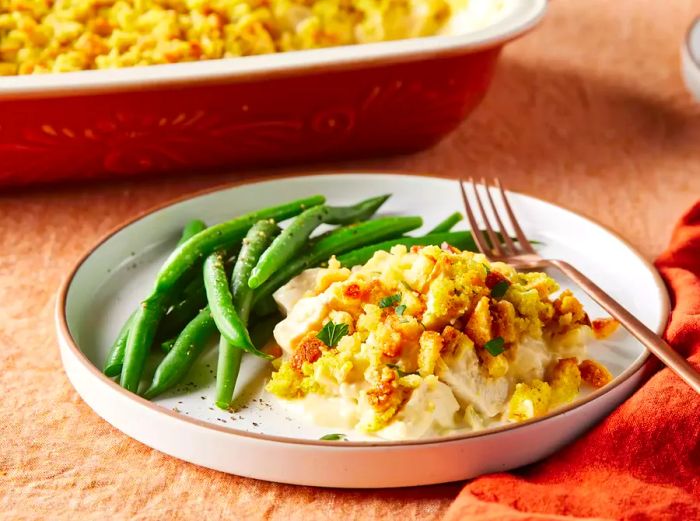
[2,0,700,520]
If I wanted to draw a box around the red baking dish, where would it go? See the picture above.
[0,0,545,188]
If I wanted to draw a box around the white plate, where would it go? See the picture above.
[682,17,700,102]
[56,173,668,488]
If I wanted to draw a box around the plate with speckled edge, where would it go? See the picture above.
[56,173,668,488]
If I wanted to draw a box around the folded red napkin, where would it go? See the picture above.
[445,201,700,521]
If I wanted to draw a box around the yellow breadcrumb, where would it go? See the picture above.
[549,357,582,406]
[482,350,509,378]
[508,380,552,421]
[418,331,443,377]
[465,296,492,347]
[579,359,613,388]
[592,318,620,340]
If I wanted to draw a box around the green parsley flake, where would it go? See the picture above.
[316,321,349,348]
[484,336,505,356]
[379,293,401,309]
[395,304,407,316]
[319,433,347,441]
[490,280,511,298]
[386,363,418,377]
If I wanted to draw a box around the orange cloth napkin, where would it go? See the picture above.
[445,201,700,521]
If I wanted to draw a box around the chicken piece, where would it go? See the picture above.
[436,328,509,417]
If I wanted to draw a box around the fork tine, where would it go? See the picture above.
[471,178,504,256]
[459,179,491,256]
[483,177,518,255]
[495,178,536,254]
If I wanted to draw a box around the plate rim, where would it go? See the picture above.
[685,15,700,70]
[55,171,669,448]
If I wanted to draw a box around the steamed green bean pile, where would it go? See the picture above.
[104,194,478,410]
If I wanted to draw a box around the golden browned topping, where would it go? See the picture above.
[579,359,613,388]
[592,318,620,340]
[267,245,612,434]
[290,332,324,373]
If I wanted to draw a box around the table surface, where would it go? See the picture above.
[3,1,700,519]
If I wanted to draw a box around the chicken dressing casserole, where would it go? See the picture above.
[0,0,509,75]
[267,244,616,440]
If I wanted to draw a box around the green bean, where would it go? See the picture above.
[203,252,269,359]
[156,281,207,341]
[103,313,135,377]
[215,344,242,410]
[323,194,390,224]
[336,231,478,268]
[232,220,281,320]
[120,295,169,392]
[180,219,207,240]
[212,314,282,406]
[143,307,218,399]
[427,212,463,234]
[252,216,422,310]
[216,219,280,410]
[160,337,175,353]
[156,252,241,343]
[247,195,389,289]
[121,197,322,392]
[155,195,325,294]
[105,219,205,379]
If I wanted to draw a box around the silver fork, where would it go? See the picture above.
[459,177,700,394]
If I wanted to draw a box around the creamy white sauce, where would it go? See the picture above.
[286,387,362,429]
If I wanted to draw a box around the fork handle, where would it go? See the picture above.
[548,259,700,394]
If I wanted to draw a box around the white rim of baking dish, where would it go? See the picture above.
[0,0,546,99]
[56,171,669,449]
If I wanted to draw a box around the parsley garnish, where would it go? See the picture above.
[395,304,407,316]
[490,280,510,298]
[482,263,491,274]
[379,293,401,308]
[484,337,505,356]
[386,363,418,377]
[320,433,347,441]
[316,322,349,348]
